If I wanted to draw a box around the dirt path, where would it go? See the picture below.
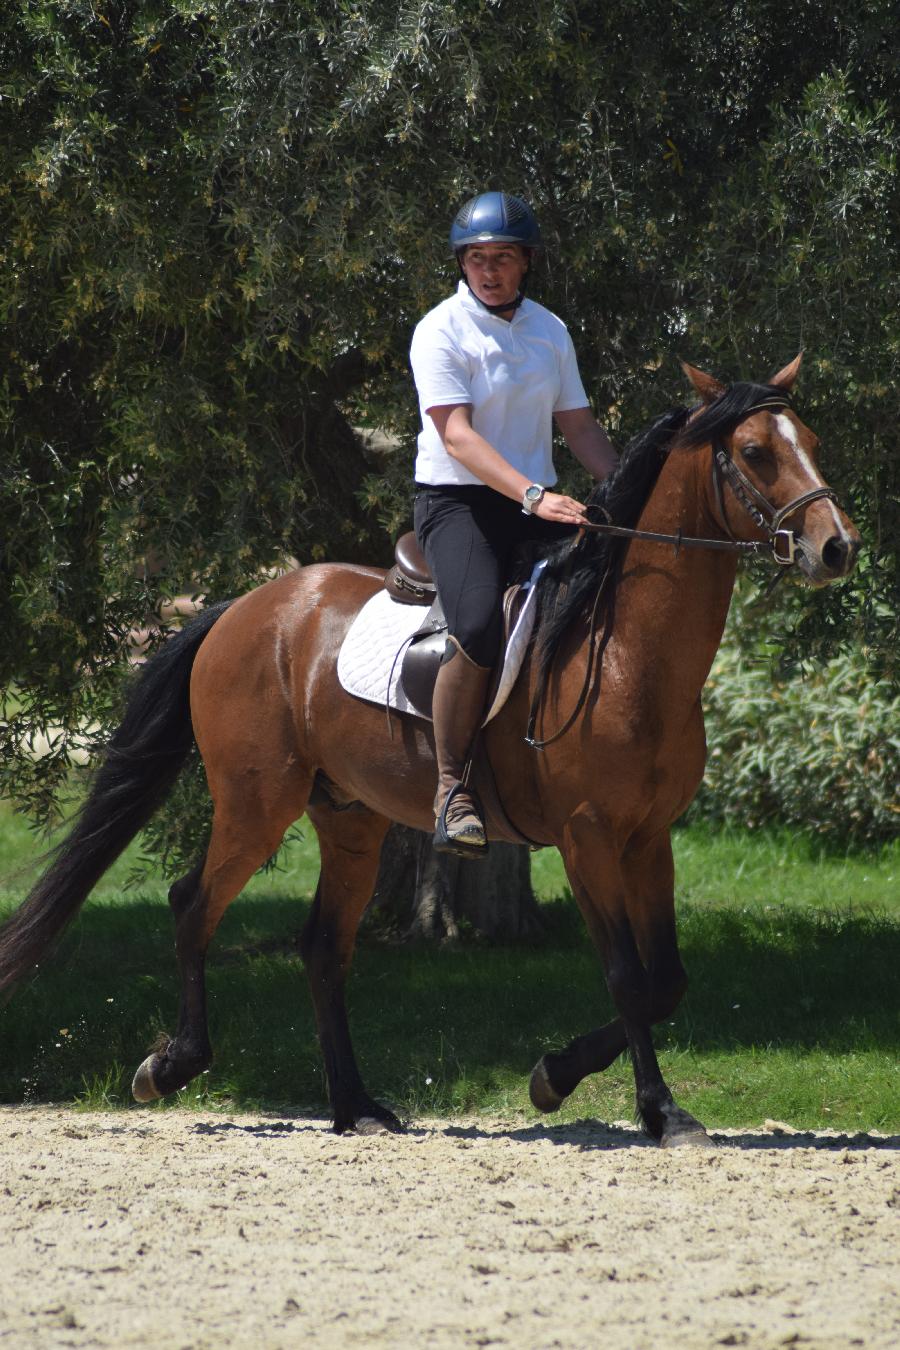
[1,1108,897,1348]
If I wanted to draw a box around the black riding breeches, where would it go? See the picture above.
[413,484,574,667]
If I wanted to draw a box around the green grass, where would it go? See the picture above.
[536,819,900,912]
[1,801,898,1131]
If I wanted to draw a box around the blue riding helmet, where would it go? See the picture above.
[449,192,542,252]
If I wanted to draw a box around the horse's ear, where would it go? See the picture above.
[680,361,726,404]
[770,352,803,391]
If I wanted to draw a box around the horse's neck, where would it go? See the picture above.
[609,444,737,697]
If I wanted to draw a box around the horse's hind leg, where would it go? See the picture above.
[132,855,211,1100]
[300,802,395,1135]
[132,788,306,1102]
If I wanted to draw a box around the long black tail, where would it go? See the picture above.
[0,600,234,996]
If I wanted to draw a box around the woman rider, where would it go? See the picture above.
[410,191,619,857]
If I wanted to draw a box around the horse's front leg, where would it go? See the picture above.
[531,831,687,1108]
[609,921,709,1148]
[539,821,711,1147]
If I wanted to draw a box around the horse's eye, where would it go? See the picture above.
[741,444,764,462]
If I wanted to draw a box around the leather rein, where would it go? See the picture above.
[524,396,840,749]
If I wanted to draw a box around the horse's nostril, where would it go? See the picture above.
[821,536,859,574]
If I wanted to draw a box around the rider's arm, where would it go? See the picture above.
[554,407,619,481]
[427,403,588,526]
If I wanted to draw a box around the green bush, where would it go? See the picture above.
[694,636,899,847]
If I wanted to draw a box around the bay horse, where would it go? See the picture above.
[0,357,859,1146]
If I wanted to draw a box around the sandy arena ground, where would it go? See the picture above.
[0,1108,897,1349]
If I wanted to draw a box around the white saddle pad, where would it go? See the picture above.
[337,559,547,724]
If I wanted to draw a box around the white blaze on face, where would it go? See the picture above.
[774,413,849,540]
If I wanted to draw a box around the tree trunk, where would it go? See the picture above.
[369,824,543,943]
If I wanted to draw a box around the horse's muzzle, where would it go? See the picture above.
[797,528,861,584]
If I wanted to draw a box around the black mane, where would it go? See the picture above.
[672,380,792,452]
[531,382,791,682]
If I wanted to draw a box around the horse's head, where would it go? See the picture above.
[681,355,860,584]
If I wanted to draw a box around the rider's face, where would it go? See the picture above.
[460,243,529,309]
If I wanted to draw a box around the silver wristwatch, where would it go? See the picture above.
[521,484,545,515]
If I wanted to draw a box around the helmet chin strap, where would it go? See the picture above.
[466,286,525,315]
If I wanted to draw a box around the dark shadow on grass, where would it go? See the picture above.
[1,893,897,1110]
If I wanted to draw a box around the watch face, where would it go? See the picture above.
[525,485,542,502]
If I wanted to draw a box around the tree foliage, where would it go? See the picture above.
[692,587,900,845]
[1,0,897,839]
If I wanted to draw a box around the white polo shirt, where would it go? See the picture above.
[410,281,590,487]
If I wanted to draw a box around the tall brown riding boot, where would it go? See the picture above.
[431,638,493,859]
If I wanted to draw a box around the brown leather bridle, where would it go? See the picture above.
[580,396,839,567]
[711,442,839,568]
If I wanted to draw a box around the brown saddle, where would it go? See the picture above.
[397,585,529,723]
[388,527,531,724]
[384,533,436,607]
[384,530,541,610]
[382,531,446,719]
[383,532,545,850]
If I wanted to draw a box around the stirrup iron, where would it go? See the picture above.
[433,782,489,860]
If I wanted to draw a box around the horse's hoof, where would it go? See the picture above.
[131,1054,163,1103]
[661,1128,717,1149]
[529,1058,564,1113]
[355,1115,399,1136]
[659,1112,716,1149]
[333,1102,403,1135]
